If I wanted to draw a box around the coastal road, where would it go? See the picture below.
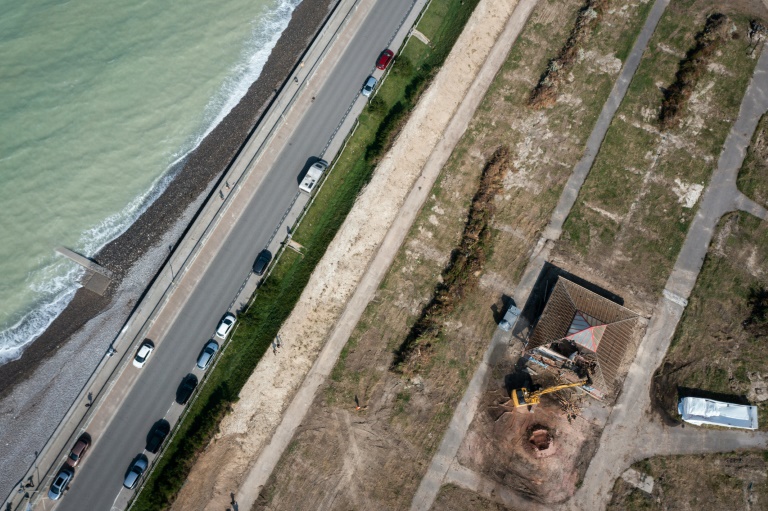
[53,0,417,510]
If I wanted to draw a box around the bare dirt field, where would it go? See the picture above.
[459,381,601,504]
[608,451,768,511]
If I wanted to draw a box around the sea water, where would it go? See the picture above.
[0,0,302,364]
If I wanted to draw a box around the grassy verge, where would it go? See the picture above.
[559,3,759,303]
[130,0,482,509]
[608,452,768,511]
[653,212,768,430]
[737,112,768,207]
[255,0,656,508]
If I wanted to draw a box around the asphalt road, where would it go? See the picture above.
[54,1,416,509]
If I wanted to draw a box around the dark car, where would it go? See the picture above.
[253,249,273,276]
[376,49,394,70]
[196,340,219,370]
[176,373,198,405]
[65,434,91,468]
[48,466,74,500]
[123,455,148,489]
[146,419,171,454]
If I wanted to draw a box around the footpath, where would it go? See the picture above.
[2,0,390,509]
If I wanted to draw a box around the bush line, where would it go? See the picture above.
[392,146,511,373]
[659,13,730,130]
[529,0,609,109]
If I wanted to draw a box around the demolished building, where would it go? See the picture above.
[524,277,641,397]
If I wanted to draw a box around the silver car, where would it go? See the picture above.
[123,456,148,489]
[362,75,377,97]
[48,466,73,500]
[196,340,219,370]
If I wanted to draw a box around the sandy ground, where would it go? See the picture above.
[169,0,522,509]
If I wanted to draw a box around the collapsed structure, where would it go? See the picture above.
[524,277,641,398]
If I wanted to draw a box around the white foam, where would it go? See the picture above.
[0,0,301,365]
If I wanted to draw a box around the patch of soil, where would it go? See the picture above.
[458,365,600,504]
[432,484,511,511]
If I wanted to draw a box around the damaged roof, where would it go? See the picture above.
[527,277,640,394]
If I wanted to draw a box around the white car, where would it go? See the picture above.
[216,313,236,339]
[362,75,377,97]
[132,340,154,368]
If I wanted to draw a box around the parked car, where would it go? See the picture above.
[146,420,171,454]
[253,249,273,276]
[376,49,394,70]
[123,455,148,489]
[298,160,328,194]
[48,466,74,500]
[498,304,522,332]
[132,339,155,368]
[215,313,236,339]
[65,434,91,468]
[176,373,198,405]
[196,340,219,370]
[361,75,377,97]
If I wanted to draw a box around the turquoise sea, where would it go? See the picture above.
[0,0,301,363]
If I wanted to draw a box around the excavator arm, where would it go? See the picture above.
[510,379,587,408]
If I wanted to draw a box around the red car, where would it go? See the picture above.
[376,49,394,70]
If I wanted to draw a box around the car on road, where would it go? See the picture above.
[361,75,377,97]
[176,373,198,405]
[376,49,394,70]
[65,434,90,468]
[48,466,74,500]
[215,313,236,339]
[123,455,148,489]
[298,159,328,194]
[253,249,273,276]
[196,340,219,370]
[146,420,171,454]
[498,304,522,332]
[132,339,155,368]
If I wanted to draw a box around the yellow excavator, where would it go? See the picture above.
[511,379,588,408]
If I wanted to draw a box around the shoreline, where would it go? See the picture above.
[0,0,333,499]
